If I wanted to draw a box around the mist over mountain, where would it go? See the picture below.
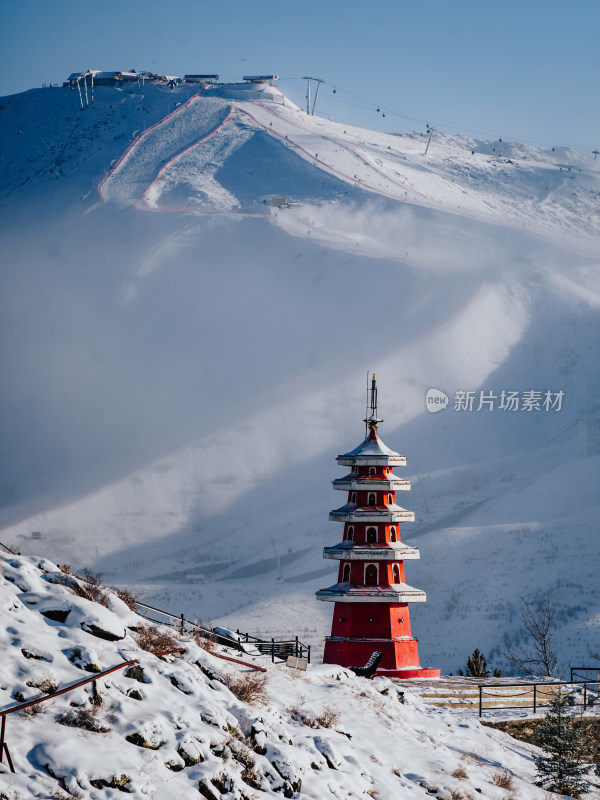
[1,79,599,673]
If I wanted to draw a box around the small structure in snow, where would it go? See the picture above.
[243,75,279,83]
[184,75,219,84]
[261,194,286,208]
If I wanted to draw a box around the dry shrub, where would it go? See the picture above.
[133,624,180,654]
[315,705,341,729]
[193,628,216,653]
[460,750,485,766]
[452,765,468,780]
[286,703,341,730]
[491,769,515,790]
[1,542,21,555]
[80,569,110,606]
[26,673,58,694]
[110,585,142,611]
[56,708,108,733]
[226,672,269,706]
[20,702,46,718]
[55,566,110,607]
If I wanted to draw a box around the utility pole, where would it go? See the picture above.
[311,78,324,115]
[593,149,600,160]
[302,76,325,116]
[303,76,311,115]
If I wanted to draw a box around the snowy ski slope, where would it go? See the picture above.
[0,80,599,675]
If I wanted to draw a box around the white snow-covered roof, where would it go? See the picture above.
[336,430,406,465]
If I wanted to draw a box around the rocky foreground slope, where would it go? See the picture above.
[0,555,562,800]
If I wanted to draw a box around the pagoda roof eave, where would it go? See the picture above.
[316,583,426,603]
[336,454,407,467]
[332,475,411,491]
[329,505,415,523]
[323,542,420,560]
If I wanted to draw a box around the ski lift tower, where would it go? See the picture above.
[302,76,325,116]
[316,375,440,678]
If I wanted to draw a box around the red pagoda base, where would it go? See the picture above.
[376,667,441,679]
[324,636,440,679]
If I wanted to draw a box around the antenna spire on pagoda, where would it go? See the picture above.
[364,372,383,439]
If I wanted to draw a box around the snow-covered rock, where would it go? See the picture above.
[0,556,573,799]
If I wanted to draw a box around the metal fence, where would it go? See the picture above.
[135,600,311,663]
[477,679,599,717]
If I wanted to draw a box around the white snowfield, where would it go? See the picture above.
[90,83,600,254]
[0,81,599,675]
[0,556,559,799]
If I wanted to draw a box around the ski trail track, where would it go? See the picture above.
[243,100,497,219]
[141,107,240,211]
[98,95,231,205]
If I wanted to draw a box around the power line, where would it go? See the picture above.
[281,76,583,150]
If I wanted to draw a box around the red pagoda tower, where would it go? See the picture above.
[316,375,440,679]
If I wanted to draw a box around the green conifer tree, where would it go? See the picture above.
[458,648,502,678]
[534,688,590,796]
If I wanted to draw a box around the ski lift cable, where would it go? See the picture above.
[281,77,570,148]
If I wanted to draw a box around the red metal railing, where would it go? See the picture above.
[0,648,184,773]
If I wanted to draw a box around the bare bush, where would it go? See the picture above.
[56,708,108,733]
[20,702,45,717]
[193,627,216,653]
[226,672,269,706]
[26,673,58,694]
[110,585,142,611]
[505,593,558,677]
[452,765,467,780]
[133,624,180,654]
[54,566,110,608]
[315,705,341,729]
[491,769,515,790]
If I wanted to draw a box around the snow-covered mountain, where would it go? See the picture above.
[0,555,571,799]
[0,80,599,674]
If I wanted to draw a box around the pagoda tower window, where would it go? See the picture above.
[368,493,376,506]
[351,492,357,504]
[369,467,375,475]
[367,527,377,543]
[343,564,350,583]
[392,564,400,584]
[390,526,396,542]
[365,563,378,586]
[347,526,354,541]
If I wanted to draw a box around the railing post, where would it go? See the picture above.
[180,613,184,634]
[533,684,537,714]
[271,638,275,663]
[295,636,299,657]
[583,683,587,712]
[479,685,482,718]
[308,644,311,664]
[570,667,574,683]
[0,716,15,774]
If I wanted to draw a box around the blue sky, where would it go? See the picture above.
[1,0,598,150]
